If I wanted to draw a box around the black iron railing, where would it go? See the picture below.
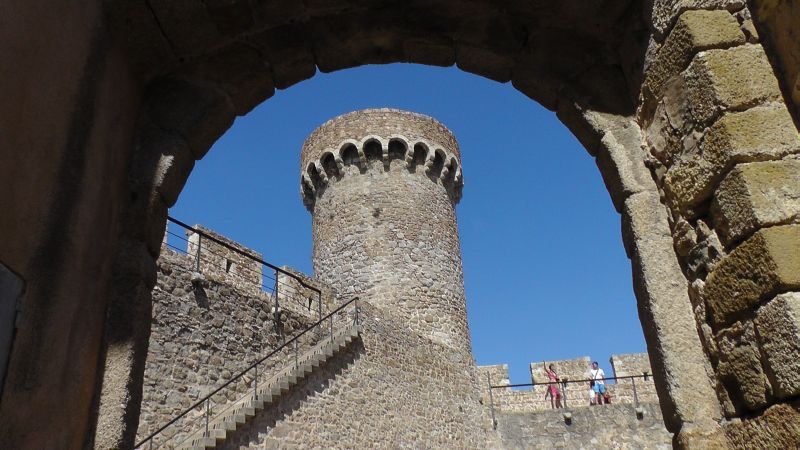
[135,296,360,448]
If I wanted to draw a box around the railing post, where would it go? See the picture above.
[294,338,298,368]
[195,234,202,272]
[354,298,359,326]
[254,362,258,400]
[204,398,210,437]
[274,269,280,313]
[632,376,639,407]
[317,291,323,323]
[563,380,568,408]
[329,310,334,339]
[487,373,497,430]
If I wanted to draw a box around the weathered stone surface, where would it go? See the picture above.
[643,9,745,107]
[595,119,654,211]
[650,1,747,39]
[621,190,722,432]
[712,160,800,246]
[715,320,772,412]
[494,404,672,450]
[664,104,800,214]
[755,292,800,399]
[684,44,782,124]
[704,225,800,326]
[723,401,800,449]
[134,122,195,208]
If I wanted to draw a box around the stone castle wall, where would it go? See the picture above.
[137,235,330,447]
[222,302,493,449]
[186,225,264,293]
[495,403,672,450]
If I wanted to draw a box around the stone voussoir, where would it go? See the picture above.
[712,159,800,247]
[755,291,800,400]
[642,8,745,113]
[704,224,800,327]
[664,104,800,215]
[684,43,782,125]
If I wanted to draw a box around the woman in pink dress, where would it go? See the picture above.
[544,363,563,409]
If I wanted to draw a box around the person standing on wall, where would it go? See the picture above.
[543,363,563,409]
[590,361,606,405]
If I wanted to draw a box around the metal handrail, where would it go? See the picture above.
[489,373,651,389]
[167,216,322,297]
[135,296,360,448]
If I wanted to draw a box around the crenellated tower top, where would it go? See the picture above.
[299,109,464,210]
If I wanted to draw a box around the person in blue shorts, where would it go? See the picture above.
[590,361,606,405]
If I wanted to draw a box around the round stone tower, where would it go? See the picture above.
[300,108,468,352]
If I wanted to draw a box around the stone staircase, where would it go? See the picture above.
[176,322,362,450]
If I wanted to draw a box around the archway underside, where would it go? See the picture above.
[1,0,799,448]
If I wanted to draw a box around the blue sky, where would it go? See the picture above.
[169,63,646,384]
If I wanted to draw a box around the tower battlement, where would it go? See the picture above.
[300,109,464,210]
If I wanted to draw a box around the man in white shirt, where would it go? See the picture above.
[590,361,606,405]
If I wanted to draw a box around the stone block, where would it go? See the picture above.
[134,121,195,208]
[595,122,653,211]
[650,1,746,39]
[684,44,782,124]
[715,320,772,412]
[643,9,745,107]
[712,160,800,246]
[664,105,800,214]
[755,292,800,399]
[704,225,800,326]
[723,402,800,449]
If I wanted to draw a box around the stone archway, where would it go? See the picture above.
[1,1,799,448]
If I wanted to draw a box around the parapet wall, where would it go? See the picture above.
[495,404,672,449]
[479,353,659,413]
[301,108,460,165]
[186,225,263,294]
